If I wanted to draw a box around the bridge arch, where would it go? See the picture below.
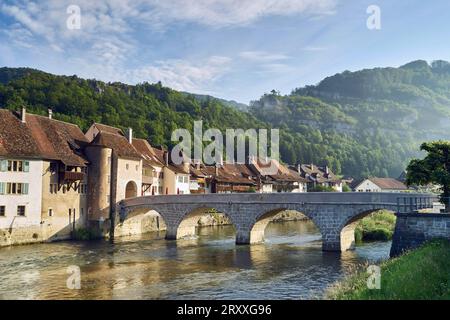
[247,208,322,245]
[166,206,237,240]
[337,208,396,251]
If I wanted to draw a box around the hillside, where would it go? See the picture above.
[249,60,450,177]
[1,61,450,178]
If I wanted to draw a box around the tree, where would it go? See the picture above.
[406,141,450,211]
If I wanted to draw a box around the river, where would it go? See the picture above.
[0,220,390,300]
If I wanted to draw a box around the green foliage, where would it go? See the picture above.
[342,184,352,192]
[406,141,450,209]
[309,185,336,192]
[72,228,101,241]
[327,240,450,300]
[2,61,450,179]
[354,211,396,242]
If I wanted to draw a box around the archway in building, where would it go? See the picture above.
[125,181,138,199]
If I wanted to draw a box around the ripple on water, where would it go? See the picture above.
[0,221,391,300]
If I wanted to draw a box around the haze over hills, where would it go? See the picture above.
[1,60,450,179]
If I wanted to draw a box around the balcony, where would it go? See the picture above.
[142,175,154,185]
[61,171,85,182]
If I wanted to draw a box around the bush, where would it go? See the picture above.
[355,210,396,242]
[327,240,450,300]
[73,228,100,241]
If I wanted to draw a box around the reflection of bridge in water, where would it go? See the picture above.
[118,193,436,252]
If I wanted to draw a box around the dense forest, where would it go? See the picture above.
[1,60,450,178]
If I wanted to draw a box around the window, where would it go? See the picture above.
[48,208,53,217]
[3,160,29,172]
[178,176,183,183]
[136,165,139,171]
[184,176,189,183]
[5,183,29,195]
[0,206,5,217]
[50,183,58,194]
[17,205,26,216]
[126,164,129,170]
[107,175,111,183]
[107,195,110,204]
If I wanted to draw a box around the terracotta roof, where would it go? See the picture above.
[132,138,164,167]
[90,131,141,159]
[0,109,41,159]
[293,164,341,184]
[93,123,124,136]
[0,109,88,166]
[249,158,308,183]
[369,178,408,190]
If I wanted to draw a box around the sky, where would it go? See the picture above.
[1,0,450,104]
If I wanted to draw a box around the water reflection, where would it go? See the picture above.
[0,220,391,300]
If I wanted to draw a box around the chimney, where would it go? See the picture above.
[21,107,26,123]
[127,128,133,144]
[311,163,314,171]
[48,108,53,119]
[164,151,169,166]
[297,164,301,174]
[325,166,329,175]
[215,164,219,176]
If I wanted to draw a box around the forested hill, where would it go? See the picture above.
[249,60,450,178]
[1,61,450,178]
[0,67,264,149]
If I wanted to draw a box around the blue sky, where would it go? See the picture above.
[1,0,450,103]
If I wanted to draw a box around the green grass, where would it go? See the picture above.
[355,210,396,242]
[326,240,450,300]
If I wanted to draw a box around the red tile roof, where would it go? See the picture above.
[0,109,88,166]
[90,131,141,159]
[369,178,408,190]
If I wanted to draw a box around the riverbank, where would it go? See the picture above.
[326,239,450,300]
[355,210,396,242]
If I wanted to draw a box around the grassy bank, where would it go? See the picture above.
[355,210,396,242]
[326,240,450,300]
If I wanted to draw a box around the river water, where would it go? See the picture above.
[0,221,390,300]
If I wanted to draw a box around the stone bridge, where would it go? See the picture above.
[118,192,436,252]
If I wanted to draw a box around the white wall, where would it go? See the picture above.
[0,159,43,229]
[116,158,143,201]
[355,179,381,192]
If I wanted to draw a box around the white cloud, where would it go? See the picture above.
[239,51,289,62]
[144,0,337,27]
[126,56,232,93]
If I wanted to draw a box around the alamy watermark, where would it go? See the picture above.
[67,5,81,30]
[171,121,280,175]
[67,265,81,290]
[367,5,381,30]
[367,265,381,290]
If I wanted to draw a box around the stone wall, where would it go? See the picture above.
[390,213,450,257]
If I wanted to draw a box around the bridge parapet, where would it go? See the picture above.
[118,192,437,252]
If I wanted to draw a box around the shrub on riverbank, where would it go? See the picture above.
[355,210,396,242]
[73,228,101,241]
[326,240,450,300]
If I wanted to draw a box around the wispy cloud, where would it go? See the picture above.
[302,46,328,52]
[144,0,338,27]
[239,51,289,62]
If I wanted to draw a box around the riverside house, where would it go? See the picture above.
[293,164,343,192]
[0,108,89,246]
[352,177,408,193]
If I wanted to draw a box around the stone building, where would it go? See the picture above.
[293,164,343,192]
[352,177,408,193]
[84,124,143,226]
[0,108,88,246]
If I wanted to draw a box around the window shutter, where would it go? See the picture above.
[0,160,7,172]
[23,161,30,172]
[22,183,29,195]
[0,182,5,194]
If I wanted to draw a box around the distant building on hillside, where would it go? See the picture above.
[292,164,343,192]
[352,177,408,193]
